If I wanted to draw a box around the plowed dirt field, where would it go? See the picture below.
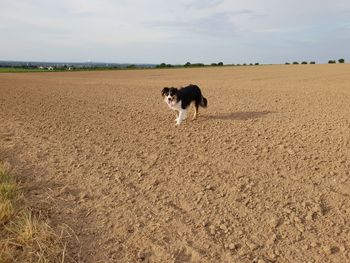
[1,65,349,262]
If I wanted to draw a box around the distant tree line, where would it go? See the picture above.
[155,61,261,68]
[2,57,345,72]
[285,58,346,65]
[0,62,154,71]
[328,58,345,64]
[286,61,316,65]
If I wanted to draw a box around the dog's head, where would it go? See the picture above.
[161,87,178,105]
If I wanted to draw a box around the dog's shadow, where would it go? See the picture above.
[204,111,273,121]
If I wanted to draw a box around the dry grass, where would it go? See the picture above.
[0,162,67,263]
[0,163,16,224]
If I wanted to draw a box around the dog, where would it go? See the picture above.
[161,84,207,125]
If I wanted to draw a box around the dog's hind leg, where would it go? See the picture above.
[193,102,199,120]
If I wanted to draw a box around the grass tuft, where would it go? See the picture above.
[0,166,11,182]
[0,162,67,262]
[0,200,14,223]
[0,183,16,200]
[0,164,15,223]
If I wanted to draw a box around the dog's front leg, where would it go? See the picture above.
[175,110,179,123]
[176,109,187,125]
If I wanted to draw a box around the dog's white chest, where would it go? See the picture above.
[167,100,182,111]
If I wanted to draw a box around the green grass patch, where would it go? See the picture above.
[0,67,49,73]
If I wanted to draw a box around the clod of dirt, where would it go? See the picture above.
[247,241,259,250]
[310,242,318,248]
[322,245,334,255]
[268,217,280,228]
[305,212,314,221]
[205,184,213,190]
[137,249,151,262]
[228,243,237,250]
[209,225,216,235]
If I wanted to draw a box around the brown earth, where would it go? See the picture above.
[0,65,350,263]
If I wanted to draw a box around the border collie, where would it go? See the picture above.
[161,84,207,125]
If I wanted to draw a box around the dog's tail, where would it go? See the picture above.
[200,96,208,108]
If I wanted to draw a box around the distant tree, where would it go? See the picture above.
[310,61,316,64]
[211,63,217,66]
[301,61,308,64]
[293,62,299,64]
[236,64,241,66]
[249,63,253,66]
[328,60,336,64]
[255,63,259,65]
[217,62,224,66]
[338,58,345,63]
[285,62,290,65]
[191,63,205,67]
[183,62,206,68]
[243,63,247,66]
[156,63,174,68]
[126,64,136,69]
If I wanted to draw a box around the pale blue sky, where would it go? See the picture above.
[1,0,349,64]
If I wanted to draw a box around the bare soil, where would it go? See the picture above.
[1,65,350,263]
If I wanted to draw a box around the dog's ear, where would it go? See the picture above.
[161,87,169,97]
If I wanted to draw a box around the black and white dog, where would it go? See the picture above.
[161,84,207,125]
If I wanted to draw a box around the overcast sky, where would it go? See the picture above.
[1,0,349,64]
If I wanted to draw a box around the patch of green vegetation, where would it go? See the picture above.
[0,67,47,73]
